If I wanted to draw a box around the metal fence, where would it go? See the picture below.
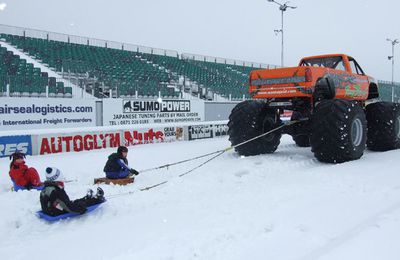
[181,53,278,69]
[0,23,279,69]
[377,80,400,102]
[0,24,179,57]
[0,23,279,70]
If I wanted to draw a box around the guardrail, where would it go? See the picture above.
[0,23,277,68]
[181,53,278,69]
[0,24,179,57]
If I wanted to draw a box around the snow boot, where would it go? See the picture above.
[85,189,94,199]
[95,187,105,201]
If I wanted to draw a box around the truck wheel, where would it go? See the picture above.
[228,100,282,156]
[291,111,310,147]
[366,101,400,151]
[310,99,367,163]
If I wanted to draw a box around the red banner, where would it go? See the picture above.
[39,132,121,155]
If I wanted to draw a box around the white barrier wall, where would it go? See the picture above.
[0,98,233,132]
[6,121,228,157]
[102,99,205,126]
[0,98,96,131]
[35,126,187,155]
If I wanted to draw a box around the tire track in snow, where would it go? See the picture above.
[275,143,321,169]
[296,200,400,260]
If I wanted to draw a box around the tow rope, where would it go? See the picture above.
[107,118,307,199]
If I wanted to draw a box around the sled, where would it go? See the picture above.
[11,181,43,192]
[93,177,134,185]
[36,202,105,222]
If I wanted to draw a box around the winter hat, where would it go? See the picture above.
[45,167,64,182]
[9,152,25,161]
[117,146,128,154]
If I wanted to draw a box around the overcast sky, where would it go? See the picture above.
[0,0,399,81]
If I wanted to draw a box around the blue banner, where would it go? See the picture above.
[0,135,32,158]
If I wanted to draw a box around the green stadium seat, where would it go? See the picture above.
[1,33,255,98]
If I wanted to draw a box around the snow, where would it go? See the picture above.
[1,135,400,260]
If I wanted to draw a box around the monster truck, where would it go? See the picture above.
[228,54,400,163]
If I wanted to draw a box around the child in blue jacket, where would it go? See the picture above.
[103,146,139,179]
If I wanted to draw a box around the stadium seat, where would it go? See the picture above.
[0,42,68,98]
[1,33,259,99]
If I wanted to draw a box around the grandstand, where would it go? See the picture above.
[0,24,275,100]
[0,24,398,101]
[0,44,72,98]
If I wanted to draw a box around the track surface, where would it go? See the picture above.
[1,135,400,260]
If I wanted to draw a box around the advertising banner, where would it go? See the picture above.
[186,123,229,141]
[0,135,32,157]
[36,126,185,155]
[188,125,213,141]
[38,131,121,155]
[0,98,96,131]
[122,126,184,146]
[213,124,229,137]
[102,99,205,126]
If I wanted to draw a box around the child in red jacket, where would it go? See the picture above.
[9,152,42,190]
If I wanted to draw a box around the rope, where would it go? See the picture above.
[107,190,135,199]
[140,181,168,191]
[178,150,226,177]
[138,150,225,174]
[65,179,78,183]
[137,119,305,175]
[106,118,307,199]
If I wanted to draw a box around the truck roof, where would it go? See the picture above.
[301,54,348,60]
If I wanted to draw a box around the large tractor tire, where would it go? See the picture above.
[291,111,310,147]
[366,101,400,151]
[310,99,367,163]
[228,100,282,156]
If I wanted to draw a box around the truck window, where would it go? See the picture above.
[349,58,365,75]
[301,57,346,71]
[335,61,346,71]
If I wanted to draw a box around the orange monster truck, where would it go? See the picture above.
[228,54,400,163]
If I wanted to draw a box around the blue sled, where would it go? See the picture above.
[12,181,43,192]
[36,202,105,222]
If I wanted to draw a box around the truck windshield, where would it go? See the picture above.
[300,56,345,70]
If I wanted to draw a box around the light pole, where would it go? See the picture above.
[387,38,399,102]
[267,0,297,67]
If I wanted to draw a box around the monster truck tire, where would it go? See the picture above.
[366,101,400,151]
[291,111,310,147]
[228,100,282,156]
[310,99,367,163]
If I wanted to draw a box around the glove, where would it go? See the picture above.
[129,168,139,176]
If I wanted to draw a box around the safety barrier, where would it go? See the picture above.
[0,121,228,157]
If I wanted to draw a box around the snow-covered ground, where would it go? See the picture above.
[1,135,400,260]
